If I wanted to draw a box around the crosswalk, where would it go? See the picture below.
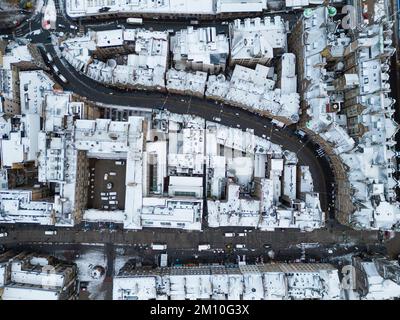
[79,25,85,35]
[14,13,43,38]
[32,15,41,23]
[15,29,25,37]
[316,147,326,158]
[15,24,29,37]
[54,0,64,21]
[54,0,61,13]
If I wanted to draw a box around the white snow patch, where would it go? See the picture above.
[74,249,108,300]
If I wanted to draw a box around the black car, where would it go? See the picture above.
[99,7,111,12]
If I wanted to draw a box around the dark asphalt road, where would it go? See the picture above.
[3,240,388,270]
[0,221,381,252]
[3,220,400,271]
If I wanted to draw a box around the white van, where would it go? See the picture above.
[59,74,68,83]
[235,244,246,249]
[52,65,60,74]
[224,232,235,237]
[126,18,143,25]
[198,244,211,251]
[45,230,57,235]
[271,119,286,128]
[151,243,167,250]
[0,232,8,238]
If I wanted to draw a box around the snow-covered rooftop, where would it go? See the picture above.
[0,251,77,300]
[65,0,269,18]
[62,29,168,90]
[171,26,229,74]
[230,16,286,66]
[290,6,400,231]
[113,263,341,300]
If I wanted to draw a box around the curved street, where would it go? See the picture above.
[41,41,334,213]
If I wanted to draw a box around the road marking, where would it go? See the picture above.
[186,95,192,114]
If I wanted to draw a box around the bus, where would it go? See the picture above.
[126,18,143,25]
